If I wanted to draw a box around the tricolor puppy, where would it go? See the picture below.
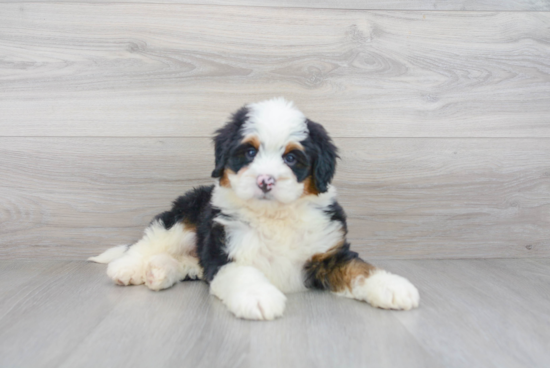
[90,98,419,320]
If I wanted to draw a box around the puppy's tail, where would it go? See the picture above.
[88,244,129,264]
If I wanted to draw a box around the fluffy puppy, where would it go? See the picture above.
[90,98,419,320]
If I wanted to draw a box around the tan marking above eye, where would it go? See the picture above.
[284,142,304,155]
[242,135,260,150]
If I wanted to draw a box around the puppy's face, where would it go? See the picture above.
[212,98,338,204]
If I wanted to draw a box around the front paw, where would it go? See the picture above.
[359,270,420,310]
[225,285,287,321]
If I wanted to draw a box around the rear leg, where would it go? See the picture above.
[145,253,203,291]
[91,186,215,290]
[102,219,201,290]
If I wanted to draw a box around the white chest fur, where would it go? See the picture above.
[212,185,343,293]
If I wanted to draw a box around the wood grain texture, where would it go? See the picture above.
[376,258,550,368]
[1,4,550,137]
[1,259,549,367]
[0,261,122,367]
[0,0,548,11]
[1,137,548,260]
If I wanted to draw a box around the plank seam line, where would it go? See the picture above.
[0,2,548,12]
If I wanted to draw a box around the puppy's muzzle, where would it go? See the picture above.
[257,175,276,193]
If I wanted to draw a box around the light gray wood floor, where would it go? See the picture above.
[1,258,549,368]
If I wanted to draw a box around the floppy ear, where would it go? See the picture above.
[305,120,339,193]
[211,106,248,178]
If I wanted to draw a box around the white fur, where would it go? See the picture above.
[212,184,342,293]
[214,98,346,296]
[145,253,201,291]
[102,220,202,291]
[92,98,420,318]
[210,263,287,320]
[88,244,128,264]
[227,155,305,204]
[227,97,310,204]
[244,97,308,150]
[107,252,145,286]
[337,270,420,310]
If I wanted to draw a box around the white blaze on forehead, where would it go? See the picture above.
[243,98,308,150]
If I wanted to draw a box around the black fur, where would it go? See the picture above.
[211,107,338,194]
[226,141,258,175]
[196,206,231,282]
[324,201,348,235]
[149,106,341,285]
[152,185,231,282]
[304,200,353,291]
[285,149,310,183]
[211,107,248,178]
[300,120,339,193]
[153,186,215,230]
[150,187,352,287]
[302,241,359,291]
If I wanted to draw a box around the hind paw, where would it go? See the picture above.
[144,254,180,291]
[107,257,144,286]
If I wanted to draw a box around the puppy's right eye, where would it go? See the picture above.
[245,148,257,160]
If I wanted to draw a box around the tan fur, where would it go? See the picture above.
[284,141,304,155]
[180,220,198,257]
[302,176,320,196]
[309,243,376,292]
[242,135,260,150]
[340,259,376,289]
[220,168,234,188]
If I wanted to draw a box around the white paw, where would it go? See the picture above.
[145,254,180,291]
[180,257,204,280]
[107,257,144,286]
[226,285,287,320]
[358,270,420,310]
[210,264,286,320]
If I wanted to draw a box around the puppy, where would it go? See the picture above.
[90,98,419,320]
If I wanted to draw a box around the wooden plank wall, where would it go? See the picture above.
[1,2,549,260]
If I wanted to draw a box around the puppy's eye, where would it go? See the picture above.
[283,153,297,166]
[245,148,257,160]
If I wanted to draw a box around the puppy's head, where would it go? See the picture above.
[211,98,338,204]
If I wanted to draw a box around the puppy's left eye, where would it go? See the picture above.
[283,153,297,166]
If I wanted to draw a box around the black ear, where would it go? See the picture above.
[304,120,339,193]
[211,106,248,178]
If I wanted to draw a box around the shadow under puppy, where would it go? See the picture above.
[90,98,419,320]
